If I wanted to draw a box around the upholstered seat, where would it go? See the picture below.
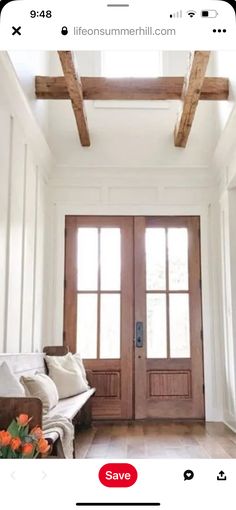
[47,388,96,421]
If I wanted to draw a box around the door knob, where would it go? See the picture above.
[136,322,144,348]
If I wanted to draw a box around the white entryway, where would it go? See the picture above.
[1,50,236,430]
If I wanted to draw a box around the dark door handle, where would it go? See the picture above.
[136,321,144,348]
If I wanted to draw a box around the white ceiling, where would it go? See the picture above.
[9,50,234,171]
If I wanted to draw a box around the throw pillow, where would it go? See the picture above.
[45,352,89,386]
[45,354,89,399]
[0,362,25,397]
[20,373,59,413]
[73,353,89,386]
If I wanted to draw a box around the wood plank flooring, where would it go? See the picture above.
[75,422,236,459]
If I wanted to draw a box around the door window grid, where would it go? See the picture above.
[76,227,121,359]
[146,227,191,359]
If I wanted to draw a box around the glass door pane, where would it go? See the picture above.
[77,294,97,359]
[146,228,166,290]
[168,228,189,291]
[100,294,121,358]
[169,294,190,358]
[147,294,167,358]
[100,229,121,291]
[77,229,98,290]
[145,225,191,360]
[76,227,121,360]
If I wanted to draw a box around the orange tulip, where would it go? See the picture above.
[31,426,43,439]
[22,443,34,456]
[0,430,12,447]
[10,437,21,451]
[37,438,50,455]
[16,414,31,427]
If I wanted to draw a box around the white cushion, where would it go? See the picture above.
[72,353,89,386]
[20,373,59,413]
[45,353,89,399]
[0,362,25,397]
[47,388,96,421]
[45,353,89,385]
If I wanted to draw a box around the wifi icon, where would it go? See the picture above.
[187,10,197,18]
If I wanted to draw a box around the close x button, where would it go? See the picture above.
[99,463,138,487]
[12,26,21,35]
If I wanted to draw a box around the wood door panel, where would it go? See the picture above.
[146,400,198,419]
[135,216,205,420]
[148,370,191,399]
[90,371,121,398]
[64,216,134,420]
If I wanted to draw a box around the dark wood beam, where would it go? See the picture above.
[35,75,229,101]
[174,51,211,148]
[58,51,90,147]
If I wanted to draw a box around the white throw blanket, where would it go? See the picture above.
[43,414,74,459]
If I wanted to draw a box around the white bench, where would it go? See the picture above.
[0,349,96,458]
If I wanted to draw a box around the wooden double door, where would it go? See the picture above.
[64,216,205,421]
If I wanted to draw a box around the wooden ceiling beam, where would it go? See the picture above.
[174,51,211,148]
[58,51,90,147]
[35,75,229,101]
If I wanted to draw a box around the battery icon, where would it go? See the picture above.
[201,10,218,18]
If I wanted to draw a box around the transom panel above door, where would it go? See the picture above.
[64,215,205,421]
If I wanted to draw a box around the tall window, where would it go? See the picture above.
[101,51,162,78]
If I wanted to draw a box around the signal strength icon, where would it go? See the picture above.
[170,10,182,18]
[187,10,197,18]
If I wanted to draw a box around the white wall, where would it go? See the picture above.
[218,189,236,431]
[8,51,50,140]
[211,51,236,185]
[212,51,236,131]
[210,52,236,431]
[0,52,51,353]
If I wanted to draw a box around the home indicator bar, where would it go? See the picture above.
[76,504,161,507]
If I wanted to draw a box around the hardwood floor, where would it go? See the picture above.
[75,422,236,459]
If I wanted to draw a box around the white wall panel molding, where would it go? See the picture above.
[19,144,28,353]
[0,115,13,353]
[50,165,213,188]
[0,59,48,354]
[49,184,217,210]
[21,153,38,353]
[33,175,47,353]
[0,52,52,179]
[5,121,25,353]
[31,167,39,352]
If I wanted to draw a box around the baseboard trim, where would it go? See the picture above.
[223,420,236,434]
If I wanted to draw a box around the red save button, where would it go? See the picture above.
[99,463,138,488]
